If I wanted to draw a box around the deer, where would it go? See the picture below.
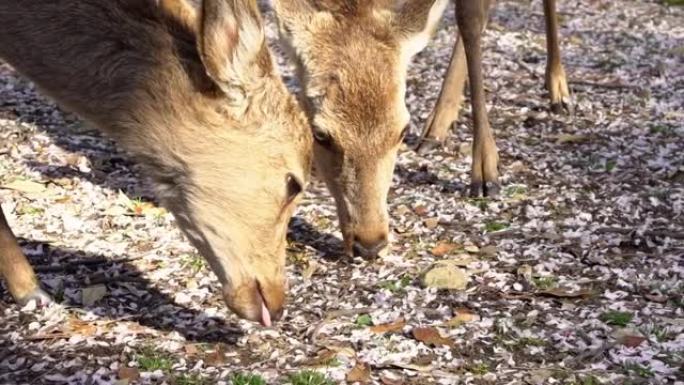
[415,0,572,197]
[0,0,313,327]
[271,0,450,259]
[271,0,570,258]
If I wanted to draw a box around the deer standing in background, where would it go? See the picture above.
[0,0,312,327]
[416,0,572,197]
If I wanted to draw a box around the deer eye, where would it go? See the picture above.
[313,126,332,147]
[286,173,303,202]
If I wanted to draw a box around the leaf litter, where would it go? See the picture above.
[1,0,683,384]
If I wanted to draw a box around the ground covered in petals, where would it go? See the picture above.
[1,0,682,384]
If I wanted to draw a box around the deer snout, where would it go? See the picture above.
[352,231,390,259]
[222,277,285,327]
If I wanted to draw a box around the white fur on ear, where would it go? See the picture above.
[396,0,449,63]
[199,0,271,94]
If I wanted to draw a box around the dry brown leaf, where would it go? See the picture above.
[65,319,97,336]
[424,217,439,229]
[346,361,371,384]
[306,349,339,367]
[441,308,480,327]
[430,242,459,257]
[620,335,647,348]
[480,245,497,257]
[411,353,437,366]
[184,344,200,356]
[613,329,648,348]
[204,344,226,366]
[302,260,319,280]
[118,367,140,382]
[413,205,428,216]
[0,179,46,194]
[412,327,454,347]
[370,317,406,334]
[644,293,667,303]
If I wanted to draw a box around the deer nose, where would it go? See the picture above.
[353,236,389,259]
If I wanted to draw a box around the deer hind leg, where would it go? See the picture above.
[543,0,572,114]
[0,205,51,306]
[455,0,499,197]
[416,36,467,153]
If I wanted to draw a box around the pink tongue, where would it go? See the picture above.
[261,301,272,327]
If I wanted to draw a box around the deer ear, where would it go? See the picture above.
[393,0,449,58]
[160,0,198,33]
[198,0,272,93]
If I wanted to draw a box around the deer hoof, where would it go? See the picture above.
[550,96,574,115]
[469,181,501,198]
[17,288,53,308]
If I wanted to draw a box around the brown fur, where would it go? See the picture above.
[273,0,448,257]
[0,0,312,324]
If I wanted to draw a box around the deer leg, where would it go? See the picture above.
[455,0,499,197]
[0,205,51,306]
[416,35,467,153]
[543,0,572,114]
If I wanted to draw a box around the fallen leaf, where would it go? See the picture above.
[117,367,140,382]
[430,242,459,257]
[370,317,406,334]
[411,353,437,366]
[424,217,439,229]
[449,254,474,266]
[613,328,647,348]
[528,369,554,385]
[458,142,472,156]
[346,361,371,384]
[422,261,469,290]
[441,308,480,327]
[412,327,454,347]
[508,160,527,173]
[380,373,404,385]
[204,344,226,366]
[480,245,497,257]
[307,349,339,367]
[620,335,647,348]
[184,344,200,356]
[537,287,594,298]
[325,344,356,358]
[81,284,107,306]
[644,292,667,303]
[413,205,428,216]
[464,244,479,253]
[66,319,97,336]
[302,260,319,280]
[556,134,589,144]
[1,179,46,194]
[517,264,533,281]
